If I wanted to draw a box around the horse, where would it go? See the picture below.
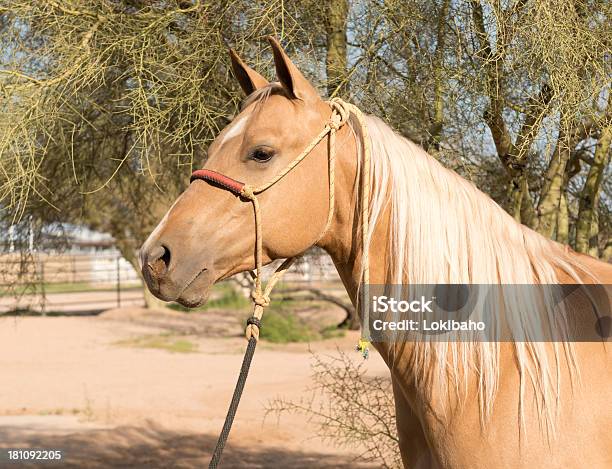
[140,37,612,468]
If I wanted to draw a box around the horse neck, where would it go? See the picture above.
[317,148,459,428]
[317,122,392,310]
[317,137,410,370]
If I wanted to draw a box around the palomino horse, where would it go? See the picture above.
[141,37,612,468]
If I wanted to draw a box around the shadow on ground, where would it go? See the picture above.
[0,422,374,468]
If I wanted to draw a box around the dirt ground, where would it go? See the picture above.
[0,308,389,468]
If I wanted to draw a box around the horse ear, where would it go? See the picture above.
[267,36,319,101]
[229,48,269,96]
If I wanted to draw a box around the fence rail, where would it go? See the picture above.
[0,248,344,315]
[0,252,144,314]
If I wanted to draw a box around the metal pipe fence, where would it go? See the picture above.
[0,247,346,315]
[0,252,144,315]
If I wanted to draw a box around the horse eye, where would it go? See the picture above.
[250,148,274,163]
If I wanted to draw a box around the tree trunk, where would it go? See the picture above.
[510,179,523,222]
[603,240,612,263]
[557,190,569,244]
[424,0,450,152]
[337,309,361,330]
[325,0,349,97]
[575,125,611,254]
[282,286,359,330]
[537,127,572,239]
[470,2,551,226]
[520,178,538,228]
[588,211,599,258]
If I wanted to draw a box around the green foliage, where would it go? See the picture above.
[168,281,345,343]
[258,309,316,343]
[0,281,140,296]
[0,0,610,256]
[168,282,250,312]
[115,333,198,353]
[320,324,346,340]
[2,308,66,316]
[259,298,346,343]
[206,285,251,310]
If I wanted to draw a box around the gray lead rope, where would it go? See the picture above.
[208,330,258,468]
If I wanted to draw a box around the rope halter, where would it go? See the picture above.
[190,98,371,356]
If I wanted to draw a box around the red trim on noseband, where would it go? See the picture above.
[190,169,245,195]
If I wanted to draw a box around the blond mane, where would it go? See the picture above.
[361,115,590,436]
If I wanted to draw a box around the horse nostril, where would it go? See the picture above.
[147,244,171,277]
[160,245,171,268]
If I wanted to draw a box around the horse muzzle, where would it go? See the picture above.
[141,241,213,306]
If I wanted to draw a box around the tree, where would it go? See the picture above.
[344,0,611,254]
[325,0,349,97]
[0,0,609,313]
[0,1,315,306]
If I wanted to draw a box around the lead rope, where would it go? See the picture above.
[208,98,371,468]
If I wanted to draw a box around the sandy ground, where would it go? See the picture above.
[0,309,389,468]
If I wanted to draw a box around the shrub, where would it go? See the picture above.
[266,351,400,468]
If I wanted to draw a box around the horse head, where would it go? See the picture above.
[140,37,349,307]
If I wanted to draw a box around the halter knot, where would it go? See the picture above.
[251,291,270,307]
[240,185,256,200]
[327,118,343,131]
[328,98,350,127]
